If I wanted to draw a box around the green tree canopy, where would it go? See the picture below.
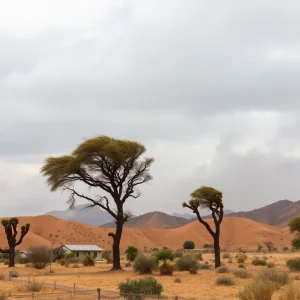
[289,217,300,250]
[183,240,195,250]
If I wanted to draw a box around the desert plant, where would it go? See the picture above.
[216,266,229,273]
[28,247,51,269]
[52,247,66,261]
[183,241,195,250]
[189,266,198,275]
[267,262,275,269]
[25,263,33,268]
[174,278,181,283]
[223,253,231,259]
[237,253,247,264]
[102,250,113,264]
[41,136,154,271]
[27,282,43,292]
[192,253,203,261]
[119,277,162,299]
[228,259,233,264]
[72,264,80,268]
[283,247,289,252]
[198,263,210,269]
[233,269,250,279]
[9,270,18,278]
[125,246,138,262]
[16,256,29,264]
[155,248,174,275]
[257,269,289,287]
[238,264,246,269]
[58,258,66,266]
[216,276,234,286]
[174,251,183,258]
[183,186,224,268]
[287,258,300,271]
[257,244,263,252]
[176,256,198,271]
[264,241,275,252]
[204,244,214,249]
[238,280,276,300]
[82,255,95,266]
[0,219,30,267]
[252,258,267,266]
[133,255,155,274]
[125,262,132,267]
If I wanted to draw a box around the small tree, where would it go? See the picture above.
[155,248,174,275]
[53,247,66,261]
[183,241,195,250]
[0,218,30,267]
[28,247,51,269]
[257,244,263,252]
[125,246,138,262]
[289,217,300,249]
[41,136,154,270]
[183,186,223,268]
[264,241,275,252]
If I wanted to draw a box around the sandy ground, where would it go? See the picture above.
[1,253,300,299]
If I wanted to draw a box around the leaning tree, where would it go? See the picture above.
[288,217,300,249]
[0,218,30,267]
[182,186,223,268]
[41,136,154,270]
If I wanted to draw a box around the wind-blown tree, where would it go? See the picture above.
[0,218,30,267]
[41,136,154,270]
[288,217,300,249]
[182,186,223,268]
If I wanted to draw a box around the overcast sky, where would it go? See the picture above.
[1,0,300,217]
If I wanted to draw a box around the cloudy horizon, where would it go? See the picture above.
[1,0,300,217]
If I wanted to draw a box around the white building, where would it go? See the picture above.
[60,245,104,261]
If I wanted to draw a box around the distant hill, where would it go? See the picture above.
[45,204,113,226]
[101,211,190,229]
[171,212,195,219]
[173,209,234,220]
[227,200,296,226]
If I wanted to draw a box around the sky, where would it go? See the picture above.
[1,0,300,217]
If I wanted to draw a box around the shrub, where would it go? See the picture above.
[119,277,163,299]
[160,263,174,276]
[82,255,95,266]
[223,253,231,259]
[174,251,183,258]
[68,257,80,263]
[102,250,113,264]
[257,269,289,288]
[257,244,263,252]
[155,249,174,276]
[228,259,233,264]
[237,254,247,264]
[216,276,234,286]
[65,252,75,259]
[189,266,198,275]
[28,247,51,270]
[267,262,275,269]
[198,263,210,270]
[204,244,214,249]
[176,256,198,271]
[25,263,33,268]
[133,255,155,274]
[279,284,300,300]
[16,256,29,264]
[125,262,132,267]
[72,264,80,268]
[287,258,300,271]
[216,266,229,273]
[264,241,275,252]
[252,258,267,266]
[233,270,250,279]
[283,247,289,252]
[9,270,18,278]
[238,280,276,300]
[64,260,70,268]
[125,246,138,262]
[183,241,195,250]
[27,282,43,292]
[193,253,203,261]
[58,258,66,266]
[52,247,66,261]
[174,278,181,283]
[238,264,246,269]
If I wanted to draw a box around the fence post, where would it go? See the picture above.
[97,288,101,300]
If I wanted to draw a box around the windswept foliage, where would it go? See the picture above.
[41,136,154,270]
[183,186,223,268]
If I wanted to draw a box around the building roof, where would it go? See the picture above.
[62,245,104,252]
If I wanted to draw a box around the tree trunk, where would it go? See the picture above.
[8,247,15,268]
[214,231,221,268]
[111,222,123,271]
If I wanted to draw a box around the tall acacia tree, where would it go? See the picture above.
[182,186,223,268]
[0,218,30,267]
[41,136,154,270]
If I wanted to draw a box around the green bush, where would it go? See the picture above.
[183,241,195,250]
[176,256,198,271]
[238,264,246,269]
[233,269,250,279]
[203,244,214,249]
[237,254,247,264]
[216,276,234,286]
[216,266,229,273]
[257,269,289,288]
[238,280,276,300]
[27,282,43,292]
[155,249,174,276]
[193,253,203,261]
[52,247,66,261]
[125,262,132,267]
[223,253,231,259]
[287,258,300,271]
[102,250,113,264]
[133,255,155,274]
[198,263,210,270]
[252,258,267,266]
[16,256,29,264]
[189,266,198,275]
[82,255,95,266]
[174,251,183,258]
[267,262,275,269]
[125,246,138,262]
[119,277,163,300]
